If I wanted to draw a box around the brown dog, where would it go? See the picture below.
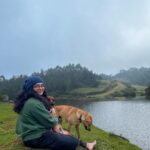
[55,105,93,138]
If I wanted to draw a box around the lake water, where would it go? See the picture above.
[57,99,150,150]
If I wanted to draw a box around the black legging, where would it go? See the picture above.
[24,130,86,150]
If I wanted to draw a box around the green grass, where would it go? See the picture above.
[0,102,142,150]
[57,80,144,101]
[69,80,128,100]
[132,85,146,96]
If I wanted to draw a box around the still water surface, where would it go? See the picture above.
[57,99,150,150]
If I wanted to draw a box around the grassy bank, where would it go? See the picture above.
[0,102,142,150]
[57,80,143,101]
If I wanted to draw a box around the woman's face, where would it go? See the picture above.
[33,83,45,95]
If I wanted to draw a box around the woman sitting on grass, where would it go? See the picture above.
[13,75,96,150]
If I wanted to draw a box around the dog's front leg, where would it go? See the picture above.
[75,124,80,139]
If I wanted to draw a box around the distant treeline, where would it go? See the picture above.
[0,64,101,100]
[1,65,150,101]
[112,67,150,99]
[113,67,150,86]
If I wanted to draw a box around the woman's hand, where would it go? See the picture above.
[61,129,70,135]
[53,124,61,133]
[50,108,57,116]
[53,124,70,135]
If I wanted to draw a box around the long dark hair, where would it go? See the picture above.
[13,88,50,113]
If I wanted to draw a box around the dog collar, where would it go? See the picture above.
[79,114,82,123]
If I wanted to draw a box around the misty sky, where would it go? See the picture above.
[1,0,150,78]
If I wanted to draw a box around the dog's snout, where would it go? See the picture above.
[86,127,91,131]
[84,125,91,131]
[87,128,91,131]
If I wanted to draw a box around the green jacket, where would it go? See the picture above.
[16,98,58,141]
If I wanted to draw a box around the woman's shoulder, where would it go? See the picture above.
[22,98,43,113]
[25,98,42,106]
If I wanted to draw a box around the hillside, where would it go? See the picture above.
[0,103,142,150]
[132,84,146,96]
[0,64,99,100]
[0,65,149,101]
[113,67,150,86]
[57,80,137,101]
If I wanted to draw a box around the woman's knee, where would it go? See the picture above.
[52,134,79,150]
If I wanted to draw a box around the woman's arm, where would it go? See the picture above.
[31,102,58,128]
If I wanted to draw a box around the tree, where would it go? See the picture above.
[114,67,150,85]
[0,64,99,99]
[0,94,9,102]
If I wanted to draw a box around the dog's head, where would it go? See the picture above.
[80,112,92,131]
[47,96,55,107]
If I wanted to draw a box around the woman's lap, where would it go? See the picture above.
[24,130,79,150]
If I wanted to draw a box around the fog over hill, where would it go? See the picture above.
[1,1,150,78]
[113,67,150,85]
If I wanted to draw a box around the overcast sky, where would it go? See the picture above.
[1,0,150,78]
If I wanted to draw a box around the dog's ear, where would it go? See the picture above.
[80,115,85,121]
[47,96,55,106]
[77,112,85,121]
[78,114,85,122]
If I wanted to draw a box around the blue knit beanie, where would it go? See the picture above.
[23,76,44,91]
